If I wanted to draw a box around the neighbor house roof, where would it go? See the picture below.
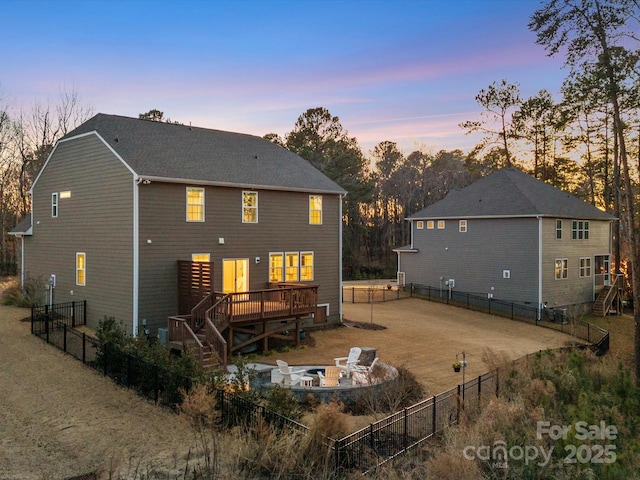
[58,114,346,195]
[8,214,32,236]
[408,168,615,221]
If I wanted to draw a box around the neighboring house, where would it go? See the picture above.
[11,113,346,339]
[394,167,618,317]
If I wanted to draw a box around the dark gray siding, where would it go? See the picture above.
[24,134,135,330]
[138,183,341,332]
[400,217,539,303]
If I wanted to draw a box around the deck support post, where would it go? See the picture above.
[295,316,301,347]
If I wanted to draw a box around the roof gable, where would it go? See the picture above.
[62,114,346,194]
[409,168,614,221]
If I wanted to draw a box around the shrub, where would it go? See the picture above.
[1,275,45,307]
[351,365,425,415]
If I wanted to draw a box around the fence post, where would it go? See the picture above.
[488,297,491,314]
[456,385,461,423]
[83,300,87,325]
[127,353,132,387]
[587,323,591,343]
[478,375,482,406]
[31,306,34,334]
[467,293,470,310]
[154,365,159,403]
[352,287,355,304]
[403,408,408,451]
[432,395,437,435]
[82,332,86,364]
[45,314,50,344]
[72,303,76,328]
[104,343,108,376]
[63,324,67,353]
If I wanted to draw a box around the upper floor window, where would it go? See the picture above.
[459,220,467,233]
[52,193,58,218]
[269,253,284,282]
[437,220,445,229]
[556,219,563,239]
[301,252,314,281]
[186,187,205,222]
[243,191,258,223]
[579,257,592,277]
[555,258,568,280]
[427,221,434,229]
[571,220,589,240]
[76,252,86,286]
[416,221,424,230]
[309,195,322,225]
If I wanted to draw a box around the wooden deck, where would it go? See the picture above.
[168,284,318,368]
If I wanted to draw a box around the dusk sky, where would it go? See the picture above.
[2,0,567,156]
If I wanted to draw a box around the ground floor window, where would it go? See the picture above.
[270,251,314,282]
[579,257,591,277]
[555,258,568,280]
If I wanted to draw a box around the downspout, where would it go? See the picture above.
[19,234,25,287]
[339,193,344,319]
[132,177,140,336]
[537,216,543,320]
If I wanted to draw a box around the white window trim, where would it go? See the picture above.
[556,219,562,240]
[269,252,284,283]
[571,220,589,240]
[427,220,434,229]
[300,251,314,281]
[285,251,300,282]
[437,220,445,229]
[242,190,258,224]
[76,252,86,286]
[416,221,424,230]
[459,220,467,233]
[579,257,592,278]
[309,195,323,225]
[186,187,205,222]
[52,193,58,218]
[555,258,568,280]
[191,253,211,262]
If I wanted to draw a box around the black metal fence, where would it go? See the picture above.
[342,285,408,303]
[0,261,17,276]
[31,298,610,477]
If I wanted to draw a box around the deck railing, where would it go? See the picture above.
[167,315,205,365]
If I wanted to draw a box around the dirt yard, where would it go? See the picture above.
[0,291,578,479]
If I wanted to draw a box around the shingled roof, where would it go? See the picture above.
[62,114,346,195]
[408,168,615,221]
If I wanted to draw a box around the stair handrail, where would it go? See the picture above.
[204,317,228,368]
[168,315,204,365]
[206,292,232,333]
[598,274,624,315]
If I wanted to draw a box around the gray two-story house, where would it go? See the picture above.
[14,114,346,347]
[394,168,617,318]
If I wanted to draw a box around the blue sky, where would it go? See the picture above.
[2,0,567,155]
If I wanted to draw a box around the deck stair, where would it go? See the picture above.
[168,283,318,369]
[592,274,624,317]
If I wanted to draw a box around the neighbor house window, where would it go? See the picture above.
[459,220,467,232]
[556,219,563,239]
[416,221,424,230]
[269,253,284,282]
[427,221,434,229]
[579,257,592,277]
[76,253,86,286]
[571,220,589,240]
[300,252,314,281]
[192,253,210,263]
[243,191,258,223]
[52,193,58,218]
[285,252,299,281]
[437,220,445,229]
[186,187,205,222]
[555,258,568,280]
[309,195,322,225]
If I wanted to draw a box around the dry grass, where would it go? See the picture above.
[0,278,619,479]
